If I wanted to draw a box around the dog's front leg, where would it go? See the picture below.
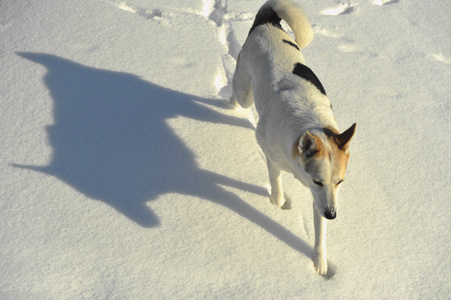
[266,158,285,207]
[313,204,328,275]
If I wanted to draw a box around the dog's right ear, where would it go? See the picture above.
[335,123,357,151]
[297,131,323,159]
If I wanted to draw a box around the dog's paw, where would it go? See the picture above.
[281,199,291,210]
[228,95,240,109]
[280,193,293,210]
[269,194,286,208]
[314,256,328,276]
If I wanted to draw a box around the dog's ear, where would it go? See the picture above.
[336,123,356,151]
[298,131,323,159]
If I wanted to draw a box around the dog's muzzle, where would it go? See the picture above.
[324,208,336,220]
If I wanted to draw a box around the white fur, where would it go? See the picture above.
[231,0,355,276]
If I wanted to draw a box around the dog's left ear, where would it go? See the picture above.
[336,123,357,150]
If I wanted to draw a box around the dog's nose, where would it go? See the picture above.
[324,209,336,220]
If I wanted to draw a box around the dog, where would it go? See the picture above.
[230,0,356,275]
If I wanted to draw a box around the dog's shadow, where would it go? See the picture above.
[15,53,324,275]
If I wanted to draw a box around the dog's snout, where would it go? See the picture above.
[324,209,336,220]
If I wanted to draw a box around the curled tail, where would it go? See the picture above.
[250,0,313,49]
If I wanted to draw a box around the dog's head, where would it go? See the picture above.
[295,123,356,220]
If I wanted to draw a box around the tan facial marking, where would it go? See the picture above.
[328,136,349,179]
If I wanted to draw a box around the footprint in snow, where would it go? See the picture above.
[320,3,355,16]
[102,0,171,25]
[371,0,399,6]
[430,53,451,65]
[313,25,342,38]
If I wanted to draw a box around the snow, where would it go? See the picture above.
[1,0,450,298]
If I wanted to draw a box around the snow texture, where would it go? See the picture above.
[1,0,450,298]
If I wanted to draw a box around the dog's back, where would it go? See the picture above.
[233,0,337,146]
[232,0,327,119]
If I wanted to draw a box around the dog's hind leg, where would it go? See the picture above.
[230,53,254,109]
[266,158,286,208]
[313,204,328,275]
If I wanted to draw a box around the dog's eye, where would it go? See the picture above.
[337,179,344,186]
[312,180,323,187]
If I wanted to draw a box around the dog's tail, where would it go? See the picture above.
[250,0,313,49]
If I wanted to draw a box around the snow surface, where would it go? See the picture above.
[1,0,450,298]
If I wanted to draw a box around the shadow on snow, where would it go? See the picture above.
[15,52,314,261]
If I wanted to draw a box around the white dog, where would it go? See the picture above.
[230,0,356,275]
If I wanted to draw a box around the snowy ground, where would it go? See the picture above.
[1,0,450,298]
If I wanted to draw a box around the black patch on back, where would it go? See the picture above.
[292,63,327,95]
[283,39,300,51]
[249,7,283,36]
